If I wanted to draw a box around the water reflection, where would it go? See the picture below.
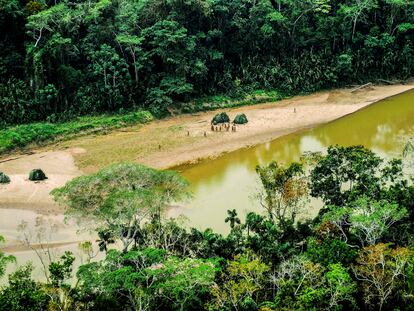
[177,90,414,233]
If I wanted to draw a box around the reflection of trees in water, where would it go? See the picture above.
[309,92,414,153]
[182,132,306,194]
[181,153,255,193]
[254,133,304,166]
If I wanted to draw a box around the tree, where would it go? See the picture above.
[148,257,218,311]
[88,44,132,110]
[210,254,270,310]
[225,209,241,229]
[17,216,61,283]
[339,0,378,41]
[353,243,412,311]
[323,197,408,246]
[256,161,308,229]
[0,264,49,310]
[306,236,357,266]
[96,229,115,253]
[271,256,356,310]
[310,145,404,205]
[2,0,414,125]
[77,248,167,311]
[348,198,407,246]
[116,34,142,86]
[0,235,15,278]
[325,263,357,310]
[52,163,190,252]
[48,251,75,287]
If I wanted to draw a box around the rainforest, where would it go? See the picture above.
[1,0,414,311]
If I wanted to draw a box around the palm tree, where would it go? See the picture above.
[96,230,115,253]
[225,209,241,229]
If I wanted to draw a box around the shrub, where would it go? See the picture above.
[29,169,47,181]
[233,113,248,124]
[0,172,10,184]
[212,112,230,125]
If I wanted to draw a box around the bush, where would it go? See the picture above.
[212,112,230,125]
[29,169,47,181]
[233,113,248,124]
[0,172,10,184]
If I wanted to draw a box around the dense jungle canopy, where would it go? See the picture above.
[1,0,414,125]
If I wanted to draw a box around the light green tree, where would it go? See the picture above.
[148,257,218,311]
[256,161,308,228]
[0,235,15,278]
[210,254,270,310]
[323,197,408,246]
[52,163,190,252]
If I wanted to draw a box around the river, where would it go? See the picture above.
[174,89,414,233]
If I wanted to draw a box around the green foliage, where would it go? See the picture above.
[0,172,10,184]
[48,251,75,287]
[0,0,413,127]
[96,229,115,253]
[233,113,248,125]
[148,257,218,310]
[87,44,132,110]
[306,237,357,266]
[0,236,15,278]
[323,197,408,246]
[210,254,270,310]
[183,90,283,114]
[0,110,153,154]
[310,145,404,205]
[211,112,230,125]
[256,161,308,229]
[77,248,166,310]
[28,169,47,181]
[0,264,49,311]
[52,163,189,252]
[273,257,356,310]
[225,209,241,229]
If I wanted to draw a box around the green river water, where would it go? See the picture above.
[175,90,414,233]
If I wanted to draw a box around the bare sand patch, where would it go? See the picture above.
[0,150,82,213]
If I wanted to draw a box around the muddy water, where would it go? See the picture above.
[175,90,414,233]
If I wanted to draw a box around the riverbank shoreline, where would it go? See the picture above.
[1,83,414,214]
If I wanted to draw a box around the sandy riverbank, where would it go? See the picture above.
[1,83,413,214]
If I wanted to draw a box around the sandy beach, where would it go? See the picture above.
[1,83,413,214]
